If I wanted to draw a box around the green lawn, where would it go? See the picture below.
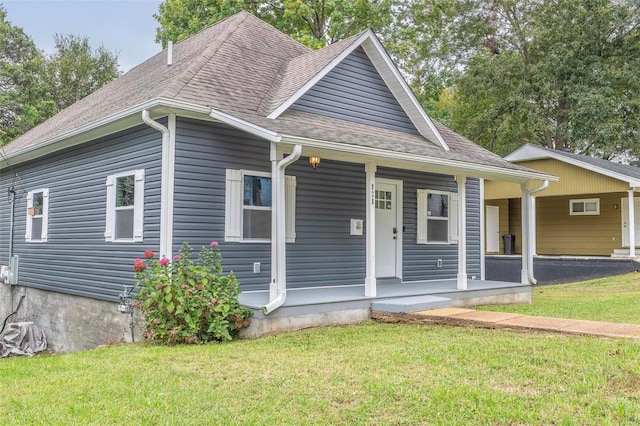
[2,273,640,425]
[478,272,640,324]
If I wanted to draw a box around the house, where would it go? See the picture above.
[484,144,640,282]
[0,12,555,352]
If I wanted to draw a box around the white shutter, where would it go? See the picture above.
[416,189,427,244]
[450,192,459,243]
[133,170,145,242]
[25,191,33,242]
[225,169,242,242]
[285,175,296,243]
[104,175,115,241]
[41,188,50,242]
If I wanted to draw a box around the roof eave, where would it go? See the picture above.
[280,135,556,183]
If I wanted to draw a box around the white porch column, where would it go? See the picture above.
[628,190,636,257]
[365,162,377,297]
[520,183,530,284]
[270,143,279,301]
[457,175,467,290]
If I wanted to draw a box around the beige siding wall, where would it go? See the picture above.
[509,199,522,254]
[535,193,624,255]
[485,158,629,200]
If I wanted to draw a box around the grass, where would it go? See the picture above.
[477,272,640,324]
[2,273,640,425]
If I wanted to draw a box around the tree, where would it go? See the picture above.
[0,6,54,145]
[446,0,640,158]
[154,0,393,49]
[43,34,121,110]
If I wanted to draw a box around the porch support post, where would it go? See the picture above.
[530,196,537,256]
[365,162,377,297]
[628,190,636,257]
[270,143,279,301]
[520,183,530,284]
[457,175,467,290]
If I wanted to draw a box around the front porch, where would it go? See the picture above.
[239,279,530,337]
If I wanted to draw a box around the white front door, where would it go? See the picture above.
[375,180,401,278]
[486,205,500,253]
[621,197,640,247]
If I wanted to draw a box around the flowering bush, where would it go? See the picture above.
[133,242,251,344]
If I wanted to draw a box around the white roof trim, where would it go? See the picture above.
[266,31,449,151]
[281,135,556,183]
[506,144,640,187]
[210,109,281,142]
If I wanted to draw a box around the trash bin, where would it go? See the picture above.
[502,234,515,255]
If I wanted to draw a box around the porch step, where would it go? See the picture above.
[611,249,635,258]
[372,295,452,313]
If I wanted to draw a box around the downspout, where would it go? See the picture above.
[141,110,172,258]
[524,180,548,284]
[8,186,15,259]
[263,144,302,314]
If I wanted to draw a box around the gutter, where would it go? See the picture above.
[524,180,549,284]
[141,110,174,258]
[263,144,302,314]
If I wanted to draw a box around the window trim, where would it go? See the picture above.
[105,169,145,243]
[417,189,458,245]
[25,188,49,243]
[570,198,600,216]
[225,169,296,243]
[241,170,272,243]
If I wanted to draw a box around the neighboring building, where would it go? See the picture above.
[0,12,553,352]
[485,144,640,257]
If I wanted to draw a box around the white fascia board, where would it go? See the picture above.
[359,35,449,151]
[267,31,372,120]
[280,135,557,183]
[209,109,281,142]
[3,98,212,167]
[507,144,640,187]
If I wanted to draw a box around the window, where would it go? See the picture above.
[26,188,49,242]
[225,169,296,242]
[570,198,599,216]
[416,189,458,244]
[105,170,145,242]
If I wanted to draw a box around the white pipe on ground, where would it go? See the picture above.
[263,145,302,314]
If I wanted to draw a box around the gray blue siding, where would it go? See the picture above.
[291,47,419,135]
[377,167,481,281]
[0,124,163,301]
[172,118,366,291]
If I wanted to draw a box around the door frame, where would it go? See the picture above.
[375,178,403,280]
[621,197,640,247]
[485,205,500,253]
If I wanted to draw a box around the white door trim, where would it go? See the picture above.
[375,178,403,280]
[485,205,500,253]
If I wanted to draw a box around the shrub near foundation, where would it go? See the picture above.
[132,242,251,344]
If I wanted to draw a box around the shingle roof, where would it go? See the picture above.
[506,144,640,184]
[4,11,551,182]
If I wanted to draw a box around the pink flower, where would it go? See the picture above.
[159,258,170,266]
[173,255,181,261]
[143,250,154,259]
[210,241,219,247]
[133,259,146,272]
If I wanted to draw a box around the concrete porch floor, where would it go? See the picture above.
[239,279,531,337]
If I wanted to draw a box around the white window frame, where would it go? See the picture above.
[105,169,145,243]
[417,189,458,245]
[225,169,296,243]
[570,198,600,216]
[25,188,49,242]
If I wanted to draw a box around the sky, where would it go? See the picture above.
[3,0,163,71]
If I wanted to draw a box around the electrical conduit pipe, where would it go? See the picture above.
[263,145,302,314]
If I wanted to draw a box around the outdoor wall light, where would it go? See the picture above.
[614,204,619,209]
[309,156,321,169]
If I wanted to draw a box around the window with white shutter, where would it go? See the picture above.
[26,188,49,242]
[417,189,458,244]
[105,170,145,242]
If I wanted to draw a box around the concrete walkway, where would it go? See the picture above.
[376,308,640,339]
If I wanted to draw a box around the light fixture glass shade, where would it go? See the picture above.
[309,156,320,169]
